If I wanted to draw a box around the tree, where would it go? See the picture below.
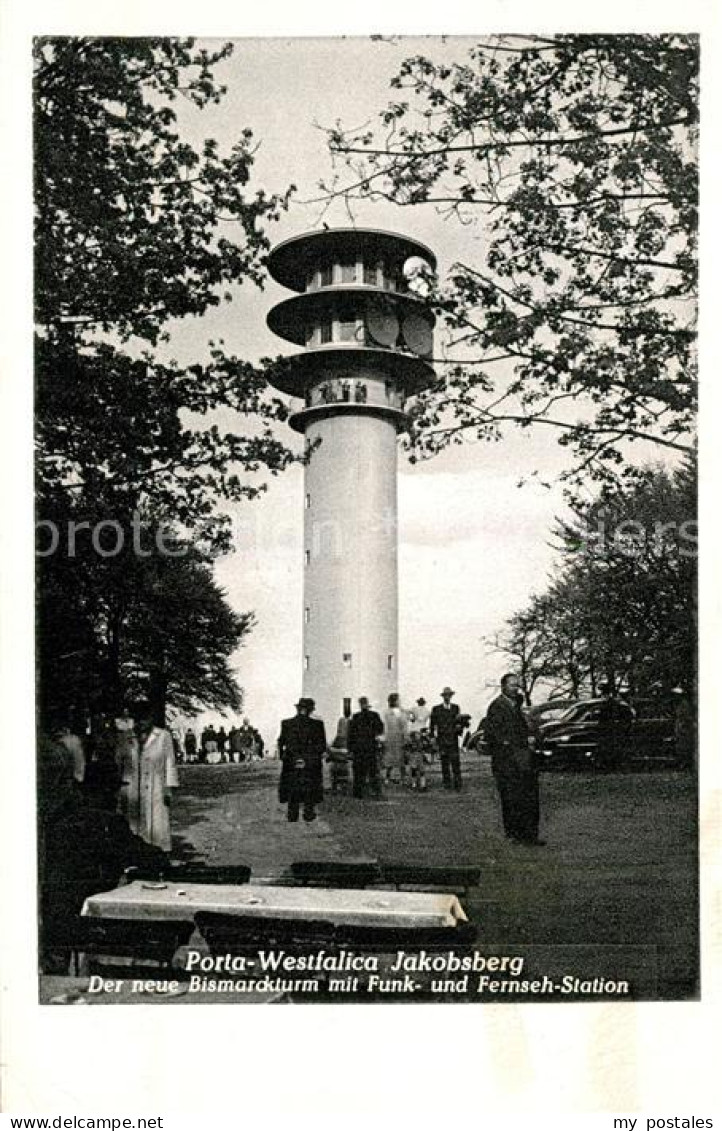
[35,38,297,719]
[322,35,698,485]
[491,461,697,700]
[35,38,297,539]
[37,512,249,721]
[485,602,551,704]
[117,540,251,719]
[554,460,696,696]
[486,586,593,701]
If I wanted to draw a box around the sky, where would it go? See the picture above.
[160,37,633,743]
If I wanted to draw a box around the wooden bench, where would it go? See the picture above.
[126,863,252,886]
[380,863,481,896]
[45,916,195,976]
[335,920,479,950]
[195,911,337,954]
[290,860,383,888]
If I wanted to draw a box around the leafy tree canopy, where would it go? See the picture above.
[488,460,696,699]
[35,37,298,541]
[34,38,297,718]
[323,34,698,486]
[37,495,250,720]
[35,37,288,342]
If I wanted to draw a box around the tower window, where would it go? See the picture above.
[304,654,310,671]
[381,264,395,291]
[363,260,379,286]
[304,606,310,624]
[342,653,353,668]
[304,549,310,566]
[320,263,333,287]
[305,492,311,509]
[319,321,333,344]
[338,319,357,342]
[387,654,394,670]
[341,261,357,283]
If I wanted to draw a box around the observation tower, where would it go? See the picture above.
[266,228,436,731]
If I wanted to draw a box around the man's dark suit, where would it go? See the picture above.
[484,693,540,842]
[597,696,634,770]
[348,707,384,797]
[278,714,326,821]
[430,701,463,788]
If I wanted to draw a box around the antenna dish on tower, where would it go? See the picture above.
[401,312,433,357]
[366,304,400,347]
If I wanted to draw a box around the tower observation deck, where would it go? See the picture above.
[266,227,436,731]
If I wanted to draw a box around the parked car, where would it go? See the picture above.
[465,698,577,753]
[526,699,578,733]
[536,697,676,770]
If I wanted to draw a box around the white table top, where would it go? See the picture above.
[81,881,468,929]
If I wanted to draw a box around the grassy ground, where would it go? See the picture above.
[171,752,698,1002]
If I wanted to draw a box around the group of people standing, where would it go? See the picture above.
[50,702,179,852]
[276,676,545,846]
[336,687,471,796]
[183,720,264,764]
[276,687,473,822]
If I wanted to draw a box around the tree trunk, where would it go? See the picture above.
[149,656,167,727]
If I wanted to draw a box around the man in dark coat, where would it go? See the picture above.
[348,697,384,798]
[596,682,634,771]
[485,674,544,845]
[430,686,465,789]
[216,726,228,762]
[184,729,198,763]
[277,699,326,822]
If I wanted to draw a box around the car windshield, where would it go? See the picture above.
[557,702,596,723]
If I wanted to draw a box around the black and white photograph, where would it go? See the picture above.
[27,30,701,1012]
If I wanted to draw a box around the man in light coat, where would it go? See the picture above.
[118,702,179,851]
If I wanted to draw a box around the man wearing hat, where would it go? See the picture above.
[278,698,327,822]
[348,697,384,798]
[430,687,465,790]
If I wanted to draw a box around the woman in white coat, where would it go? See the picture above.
[118,703,179,852]
[381,693,409,785]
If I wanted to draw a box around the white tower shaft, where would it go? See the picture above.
[302,413,398,730]
[265,227,435,736]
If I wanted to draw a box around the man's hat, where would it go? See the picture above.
[416,697,426,705]
[295,697,314,710]
[441,686,455,696]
